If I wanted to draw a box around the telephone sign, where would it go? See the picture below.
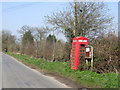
[78,40,87,42]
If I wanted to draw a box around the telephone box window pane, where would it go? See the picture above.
[80,44,85,47]
[80,50,85,52]
[73,44,76,45]
[80,54,84,56]
[73,47,75,49]
[72,46,75,48]
[73,40,77,42]
[80,47,85,49]
[72,50,75,52]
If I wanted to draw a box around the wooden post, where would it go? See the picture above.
[86,59,88,70]
[91,46,93,71]
[85,45,94,71]
[74,0,77,36]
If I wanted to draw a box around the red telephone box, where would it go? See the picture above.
[70,36,89,70]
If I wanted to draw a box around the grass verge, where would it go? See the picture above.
[6,52,118,88]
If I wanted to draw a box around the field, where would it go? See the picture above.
[6,52,118,88]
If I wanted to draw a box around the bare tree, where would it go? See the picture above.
[45,2,113,43]
[92,32,118,73]
[32,27,47,58]
[2,30,17,52]
[19,26,35,56]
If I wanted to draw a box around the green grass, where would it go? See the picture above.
[6,52,118,88]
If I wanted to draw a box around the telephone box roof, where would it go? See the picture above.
[73,36,88,40]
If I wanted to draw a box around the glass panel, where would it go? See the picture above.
[73,40,77,42]
[80,54,84,56]
[80,50,85,52]
[80,47,85,49]
[72,50,75,52]
[80,44,85,47]
[73,44,76,46]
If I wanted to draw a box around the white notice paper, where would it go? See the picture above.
[86,48,90,52]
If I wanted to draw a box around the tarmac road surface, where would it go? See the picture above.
[2,53,69,88]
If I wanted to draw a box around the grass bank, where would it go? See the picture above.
[6,52,118,88]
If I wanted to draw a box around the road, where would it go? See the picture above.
[2,53,69,88]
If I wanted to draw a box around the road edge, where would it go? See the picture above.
[3,53,86,88]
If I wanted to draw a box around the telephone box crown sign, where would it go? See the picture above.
[73,36,88,40]
[72,36,89,44]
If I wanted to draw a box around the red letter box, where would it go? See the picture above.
[70,36,89,70]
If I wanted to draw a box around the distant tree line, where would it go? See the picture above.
[2,2,119,73]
